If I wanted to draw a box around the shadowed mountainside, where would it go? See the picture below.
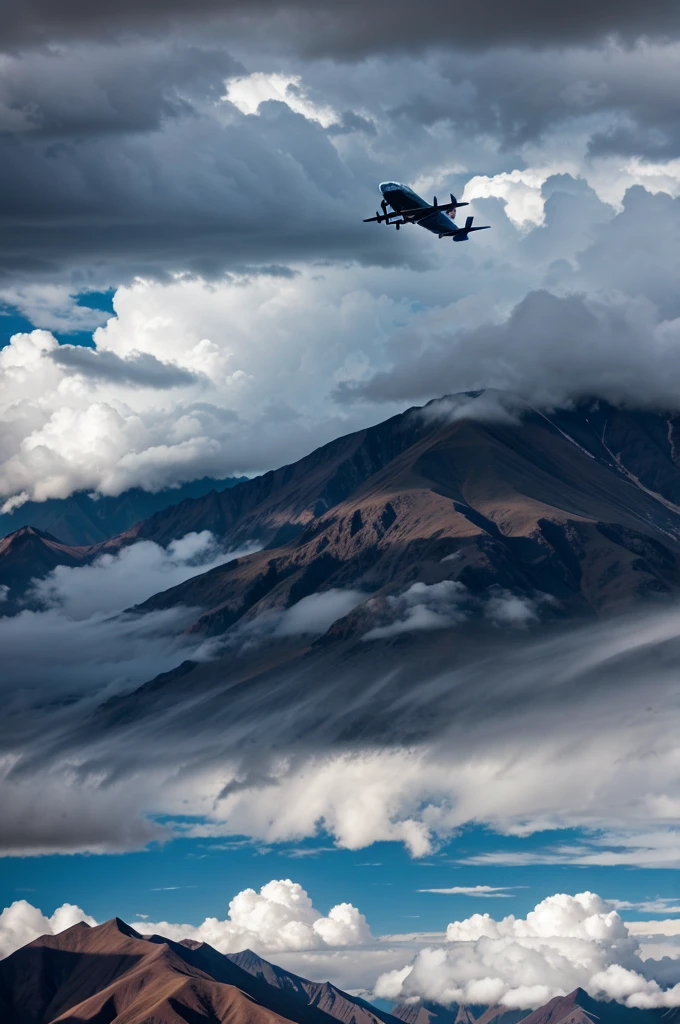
[0,918,350,1024]
[0,476,247,546]
[132,394,680,635]
[227,949,404,1024]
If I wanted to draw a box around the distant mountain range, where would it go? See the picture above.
[0,916,676,1024]
[0,476,247,546]
[6,392,680,629]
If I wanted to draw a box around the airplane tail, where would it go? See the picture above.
[451,214,490,241]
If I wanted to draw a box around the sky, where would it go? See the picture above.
[2,0,680,1008]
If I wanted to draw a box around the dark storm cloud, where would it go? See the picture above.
[0,43,242,137]
[0,32,679,290]
[332,288,680,410]
[50,345,203,388]
[2,0,680,56]
[0,84,413,287]
[3,585,680,855]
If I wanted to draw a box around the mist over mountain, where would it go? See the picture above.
[0,475,246,546]
[7,389,680,626]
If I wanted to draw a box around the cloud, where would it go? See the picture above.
[224,72,340,128]
[0,881,371,961]
[418,886,522,898]
[3,168,680,507]
[335,288,680,411]
[362,582,548,641]
[374,892,680,1009]
[8,587,680,857]
[3,0,680,56]
[0,900,96,959]
[628,921,680,937]
[29,531,258,618]
[49,345,202,389]
[274,589,365,637]
[363,581,469,640]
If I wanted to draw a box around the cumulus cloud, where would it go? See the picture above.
[4,170,680,506]
[136,879,372,953]
[0,900,96,959]
[49,345,203,389]
[375,892,680,1009]
[0,881,370,962]
[224,72,340,128]
[335,288,680,411]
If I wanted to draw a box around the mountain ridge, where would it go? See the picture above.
[7,393,680,631]
[1,919,678,1024]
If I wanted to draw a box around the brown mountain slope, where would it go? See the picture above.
[392,990,679,1024]
[3,922,679,1024]
[0,918,350,1024]
[388,1000,483,1024]
[227,949,404,1024]
[134,398,680,634]
[8,394,680,627]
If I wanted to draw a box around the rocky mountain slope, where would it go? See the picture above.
[1,921,677,1024]
[132,394,680,635]
[0,475,247,546]
[0,918,346,1024]
[0,526,94,610]
[227,949,403,1024]
[7,392,680,629]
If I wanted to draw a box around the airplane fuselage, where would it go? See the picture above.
[380,181,461,235]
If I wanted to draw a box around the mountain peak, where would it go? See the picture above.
[98,916,145,939]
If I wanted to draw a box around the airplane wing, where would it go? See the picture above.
[363,194,468,224]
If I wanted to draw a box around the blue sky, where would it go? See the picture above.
[3,826,678,933]
[0,290,113,350]
[2,0,680,1001]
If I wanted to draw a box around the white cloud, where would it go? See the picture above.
[484,591,540,627]
[224,72,340,128]
[462,169,560,227]
[0,900,95,959]
[375,892,680,1010]
[627,920,680,937]
[30,532,258,619]
[418,886,521,898]
[0,881,371,962]
[363,581,469,640]
[137,879,371,953]
[274,589,364,636]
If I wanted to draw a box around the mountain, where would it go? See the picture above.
[393,1002,489,1024]
[130,394,680,635]
[227,948,404,1024]
[0,526,94,612]
[1,922,678,1024]
[392,990,678,1024]
[7,393,680,629]
[0,917,349,1024]
[0,476,247,546]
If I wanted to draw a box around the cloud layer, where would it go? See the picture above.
[0,880,370,961]
[375,892,680,1009]
[2,887,679,1009]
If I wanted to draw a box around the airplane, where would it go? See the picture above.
[364,181,490,241]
